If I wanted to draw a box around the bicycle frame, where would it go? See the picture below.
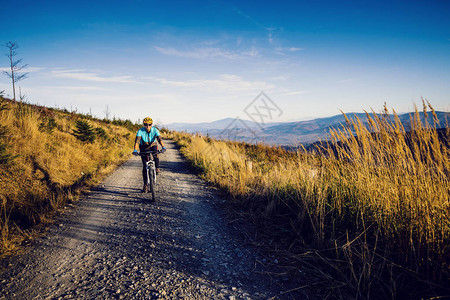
[145,158,156,184]
[139,150,163,201]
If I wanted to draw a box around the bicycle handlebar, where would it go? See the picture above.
[138,150,165,155]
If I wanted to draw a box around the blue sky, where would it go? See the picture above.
[1,0,449,125]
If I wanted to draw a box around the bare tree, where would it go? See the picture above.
[104,105,110,120]
[18,86,27,102]
[2,41,29,101]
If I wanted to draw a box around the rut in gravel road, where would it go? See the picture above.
[0,140,309,299]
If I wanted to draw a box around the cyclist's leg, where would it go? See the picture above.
[150,145,160,171]
[141,154,150,184]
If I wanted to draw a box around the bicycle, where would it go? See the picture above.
[138,149,164,202]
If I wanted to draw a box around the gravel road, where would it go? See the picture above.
[0,141,308,299]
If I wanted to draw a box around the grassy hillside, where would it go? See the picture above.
[0,96,137,256]
[168,102,449,299]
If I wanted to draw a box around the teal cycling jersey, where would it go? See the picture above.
[136,127,160,145]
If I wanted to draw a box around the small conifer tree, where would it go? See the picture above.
[94,127,108,140]
[73,120,96,143]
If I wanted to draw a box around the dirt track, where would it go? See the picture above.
[0,140,309,299]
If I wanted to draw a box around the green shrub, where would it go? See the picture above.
[73,120,96,143]
[38,118,58,133]
[94,127,108,140]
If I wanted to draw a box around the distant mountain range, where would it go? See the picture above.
[166,112,449,146]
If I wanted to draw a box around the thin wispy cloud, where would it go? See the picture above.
[43,85,105,91]
[22,67,43,73]
[144,74,274,92]
[234,7,283,33]
[0,66,44,73]
[280,90,308,96]
[234,8,265,28]
[50,69,135,83]
[154,46,259,61]
[233,7,285,51]
[274,47,303,55]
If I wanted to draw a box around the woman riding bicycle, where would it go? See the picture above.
[132,117,166,193]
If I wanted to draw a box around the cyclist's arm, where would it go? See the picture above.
[156,135,165,148]
[134,136,141,151]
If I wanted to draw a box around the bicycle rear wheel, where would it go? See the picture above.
[149,168,156,202]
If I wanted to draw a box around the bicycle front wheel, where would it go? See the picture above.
[149,168,156,202]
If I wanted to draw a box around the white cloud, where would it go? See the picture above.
[0,66,43,73]
[274,47,303,55]
[50,69,135,83]
[23,67,44,73]
[144,74,275,92]
[41,85,105,91]
[280,90,308,96]
[154,46,259,61]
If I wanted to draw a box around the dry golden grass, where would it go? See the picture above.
[0,99,136,256]
[171,102,449,298]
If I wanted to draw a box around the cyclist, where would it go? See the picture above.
[132,117,166,193]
